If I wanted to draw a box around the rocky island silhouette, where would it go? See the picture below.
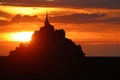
[0,13,120,80]
[2,13,85,79]
[9,13,85,62]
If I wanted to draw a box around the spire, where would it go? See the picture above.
[43,12,54,32]
[46,11,48,21]
[44,11,50,27]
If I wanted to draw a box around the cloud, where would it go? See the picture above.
[11,14,41,23]
[49,13,120,24]
[0,14,41,26]
[0,20,9,26]
[0,13,120,26]
[0,0,120,9]
[56,0,120,9]
[50,13,103,23]
[102,17,120,24]
[0,10,12,18]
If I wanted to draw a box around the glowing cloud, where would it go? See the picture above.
[46,0,55,2]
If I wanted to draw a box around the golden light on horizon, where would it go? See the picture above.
[10,32,33,42]
[46,0,55,1]
[0,6,59,16]
[0,5,95,20]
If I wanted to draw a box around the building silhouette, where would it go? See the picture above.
[5,13,85,79]
[9,13,85,61]
[1,13,120,80]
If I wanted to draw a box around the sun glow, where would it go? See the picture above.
[0,6,58,15]
[11,32,33,42]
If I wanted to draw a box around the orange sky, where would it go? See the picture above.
[0,6,120,43]
[0,0,120,56]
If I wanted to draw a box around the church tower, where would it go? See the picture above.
[44,12,54,32]
[44,12,50,27]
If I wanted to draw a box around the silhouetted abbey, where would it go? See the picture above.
[9,13,85,61]
[1,13,120,80]
[5,13,85,79]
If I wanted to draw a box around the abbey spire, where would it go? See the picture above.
[44,12,50,27]
[43,12,54,32]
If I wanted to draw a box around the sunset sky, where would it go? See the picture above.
[0,0,120,56]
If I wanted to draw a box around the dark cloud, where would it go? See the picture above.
[56,0,120,9]
[49,13,120,24]
[0,14,41,26]
[0,11,12,18]
[0,13,120,26]
[0,0,52,7]
[49,13,102,23]
[0,20,9,26]
[11,14,41,23]
[102,17,120,24]
[0,0,120,9]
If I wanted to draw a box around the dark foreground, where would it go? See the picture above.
[0,57,120,80]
